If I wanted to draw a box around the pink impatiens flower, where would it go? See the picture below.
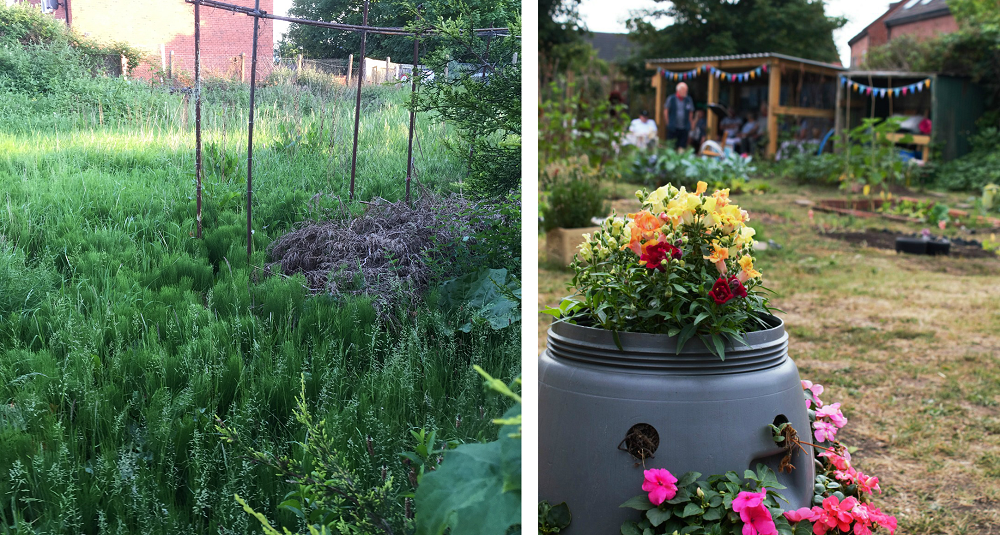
[641,468,678,506]
[815,402,848,428]
[802,380,825,408]
[818,449,852,471]
[853,471,882,494]
[783,507,819,523]
[813,420,838,442]
[732,488,778,535]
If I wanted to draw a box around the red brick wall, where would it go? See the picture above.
[21,0,274,82]
[888,15,959,42]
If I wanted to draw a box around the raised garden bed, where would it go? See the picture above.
[821,229,998,259]
[812,197,1000,229]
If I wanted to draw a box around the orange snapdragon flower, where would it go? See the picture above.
[628,210,664,255]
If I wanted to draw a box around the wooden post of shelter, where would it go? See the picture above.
[767,60,781,158]
[652,71,664,140]
[347,54,353,85]
[834,73,843,153]
[707,65,719,139]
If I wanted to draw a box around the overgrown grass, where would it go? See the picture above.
[0,46,516,535]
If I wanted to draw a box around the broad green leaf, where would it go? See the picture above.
[677,471,702,488]
[621,522,643,535]
[792,519,814,535]
[621,495,656,511]
[414,404,520,535]
[646,506,672,526]
[437,268,520,332]
[677,502,703,518]
[702,506,724,521]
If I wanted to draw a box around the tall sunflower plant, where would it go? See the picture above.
[544,181,775,360]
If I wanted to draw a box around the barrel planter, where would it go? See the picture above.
[539,316,813,535]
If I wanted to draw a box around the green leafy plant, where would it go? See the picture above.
[631,149,757,194]
[620,465,793,535]
[436,267,521,332]
[539,80,629,170]
[842,117,909,191]
[538,501,572,534]
[541,156,609,231]
[414,366,521,535]
[544,183,772,359]
[779,152,841,186]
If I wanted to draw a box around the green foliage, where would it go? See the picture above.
[437,268,521,332]
[538,501,572,534]
[630,149,757,192]
[620,465,790,535]
[414,368,521,535]
[539,80,629,169]
[627,0,846,64]
[932,127,1000,191]
[228,375,402,535]
[0,31,519,534]
[779,152,841,186]
[843,118,909,190]
[541,157,609,231]
[539,0,586,71]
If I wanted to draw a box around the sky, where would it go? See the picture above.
[575,0,895,66]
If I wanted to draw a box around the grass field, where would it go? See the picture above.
[539,178,1000,534]
[0,77,519,534]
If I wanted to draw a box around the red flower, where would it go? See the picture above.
[640,239,682,271]
[710,276,746,304]
[710,277,734,304]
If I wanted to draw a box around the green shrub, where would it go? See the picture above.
[932,127,1000,191]
[779,152,841,185]
[541,157,609,231]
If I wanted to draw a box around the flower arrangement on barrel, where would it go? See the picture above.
[548,180,768,358]
[619,381,897,535]
[539,182,897,535]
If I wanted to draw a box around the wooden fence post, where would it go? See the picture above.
[347,53,353,86]
[121,54,128,79]
[386,56,391,82]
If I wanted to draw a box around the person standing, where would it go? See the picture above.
[663,82,695,151]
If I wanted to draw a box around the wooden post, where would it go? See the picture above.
[169,50,174,79]
[386,56,391,82]
[652,72,664,140]
[240,52,246,83]
[512,52,518,64]
[349,0,370,200]
[767,61,781,158]
[121,54,128,79]
[707,65,719,139]
[834,74,843,153]
[346,53,353,85]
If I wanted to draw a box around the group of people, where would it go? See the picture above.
[624,82,768,157]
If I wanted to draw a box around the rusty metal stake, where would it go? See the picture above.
[194,0,203,239]
[405,33,419,204]
[349,0,369,201]
[246,0,261,265]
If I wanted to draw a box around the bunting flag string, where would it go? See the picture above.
[657,63,769,83]
[839,75,931,98]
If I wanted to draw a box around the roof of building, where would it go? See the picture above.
[645,52,844,71]
[884,0,951,26]
[584,32,637,63]
[848,0,951,45]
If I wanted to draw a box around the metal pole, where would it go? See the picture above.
[195,0,203,239]
[405,34,419,204]
[246,0,261,265]
[349,0,369,201]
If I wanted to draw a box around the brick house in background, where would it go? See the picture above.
[14,0,273,81]
[848,0,957,67]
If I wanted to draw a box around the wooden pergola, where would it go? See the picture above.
[646,53,844,158]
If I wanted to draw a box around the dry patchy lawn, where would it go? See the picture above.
[538,180,1000,534]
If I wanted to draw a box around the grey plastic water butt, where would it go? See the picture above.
[539,316,813,535]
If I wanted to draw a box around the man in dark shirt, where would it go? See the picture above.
[663,82,695,151]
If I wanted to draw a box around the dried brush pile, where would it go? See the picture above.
[267,194,517,310]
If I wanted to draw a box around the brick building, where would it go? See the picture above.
[14,0,273,80]
[848,0,956,67]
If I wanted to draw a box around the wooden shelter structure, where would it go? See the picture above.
[646,53,844,158]
[836,71,985,162]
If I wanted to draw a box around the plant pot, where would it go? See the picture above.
[895,237,927,255]
[546,226,602,267]
[926,239,951,256]
[539,316,814,535]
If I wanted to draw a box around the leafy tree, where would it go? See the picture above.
[626,0,846,64]
[539,0,587,77]
[279,0,413,60]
